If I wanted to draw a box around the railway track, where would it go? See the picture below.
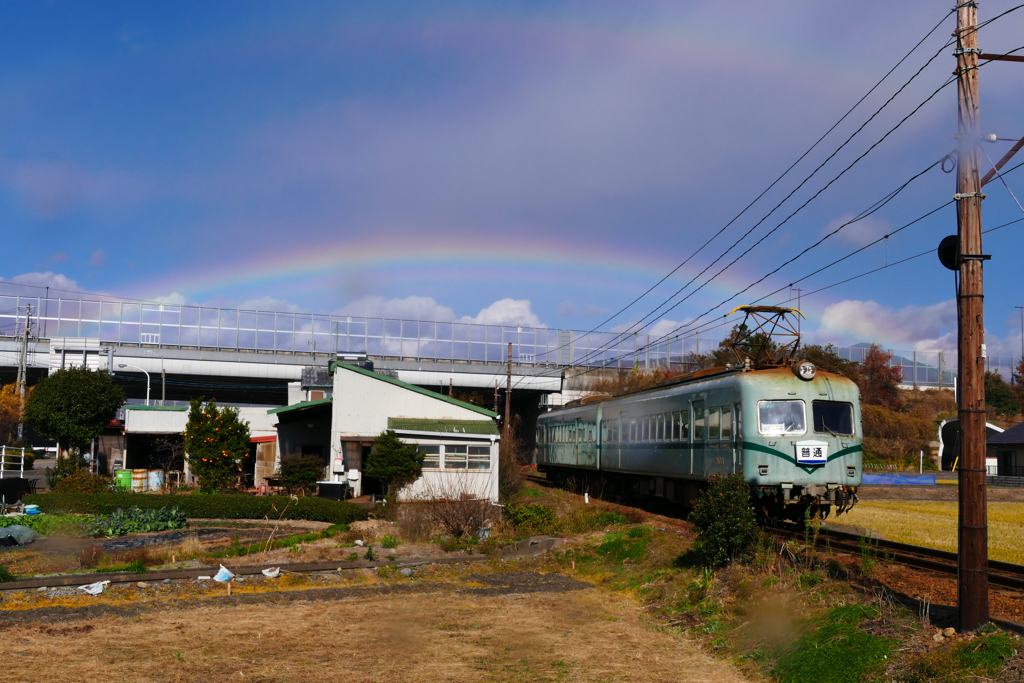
[772,526,1024,592]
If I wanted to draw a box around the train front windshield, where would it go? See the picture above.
[757,400,805,436]
[812,401,855,436]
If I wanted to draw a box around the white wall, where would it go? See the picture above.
[395,436,499,502]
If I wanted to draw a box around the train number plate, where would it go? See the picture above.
[794,440,828,466]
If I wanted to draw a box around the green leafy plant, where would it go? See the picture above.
[276,453,323,495]
[381,535,399,549]
[0,564,16,582]
[364,546,375,561]
[183,398,251,492]
[126,558,148,574]
[687,473,758,567]
[24,492,368,525]
[87,506,188,537]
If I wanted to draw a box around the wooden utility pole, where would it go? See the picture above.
[955,0,988,632]
[505,342,512,441]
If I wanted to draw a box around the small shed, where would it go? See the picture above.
[329,361,500,500]
[987,421,1024,477]
[122,404,279,485]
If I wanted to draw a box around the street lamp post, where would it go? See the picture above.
[118,363,151,406]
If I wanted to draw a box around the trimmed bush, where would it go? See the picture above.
[54,470,113,494]
[687,473,758,567]
[24,492,368,525]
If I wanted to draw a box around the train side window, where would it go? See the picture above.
[642,416,649,443]
[662,413,669,441]
[590,424,596,442]
[708,407,720,439]
[735,404,742,434]
[630,419,638,443]
[680,410,690,441]
[721,406,732,441]
[612,420,620,443]
[693,401,705,440]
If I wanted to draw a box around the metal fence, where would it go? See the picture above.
[0,294,1018,386]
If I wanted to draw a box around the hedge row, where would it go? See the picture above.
[24,492,368,525]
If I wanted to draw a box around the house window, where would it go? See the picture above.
[417,445,440,469]
[443,444,491,470]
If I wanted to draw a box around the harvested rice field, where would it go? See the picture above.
[0,577,748,683]
[836,500,1024,564]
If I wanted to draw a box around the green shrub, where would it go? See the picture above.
[87,506,187,537]
[54,469,113,494]
[184,398,251,492]
[381,535,399,549]
[504,503,555,531]
[687,473,758,567]
[276,454,324,494]
[24,492,368,525]
[0,564,16,582]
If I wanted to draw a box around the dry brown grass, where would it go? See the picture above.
[0,588,747,683]
[838,500,1024,564]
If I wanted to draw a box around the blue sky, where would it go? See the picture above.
[2,1,1024,358]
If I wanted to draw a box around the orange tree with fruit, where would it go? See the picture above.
[183,398,250,492]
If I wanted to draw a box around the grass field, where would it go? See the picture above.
[0,587,748,683]
[837,501,1024,564]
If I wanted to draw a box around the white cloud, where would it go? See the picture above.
[89,249,107,268]
[462,298,543,327]
[336,295,544,327]
[820,212,890,248]
[0,271,82,298]
[337,295,458,322]
[49,252,69,263]
[816,299,957,347]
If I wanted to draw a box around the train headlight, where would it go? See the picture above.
[793,360,816,381]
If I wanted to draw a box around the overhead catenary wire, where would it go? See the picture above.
[563,11,1024,373]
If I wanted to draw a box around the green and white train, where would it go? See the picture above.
[536,361,862,520]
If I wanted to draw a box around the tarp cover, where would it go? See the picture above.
[862,474,937,486]
[0,525,42,545]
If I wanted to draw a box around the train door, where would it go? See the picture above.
[692,401,705,476]
[732,402,743,473]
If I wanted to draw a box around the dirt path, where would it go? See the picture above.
[0,571,749,683]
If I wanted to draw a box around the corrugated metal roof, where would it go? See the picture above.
[266,397,332,415]
[124,405,188,412]
[330,361,497,418]
[388,418,499,435]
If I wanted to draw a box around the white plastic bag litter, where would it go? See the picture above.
[213,565,235,583]
[79,580,110,596]
[261,567,281,579]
